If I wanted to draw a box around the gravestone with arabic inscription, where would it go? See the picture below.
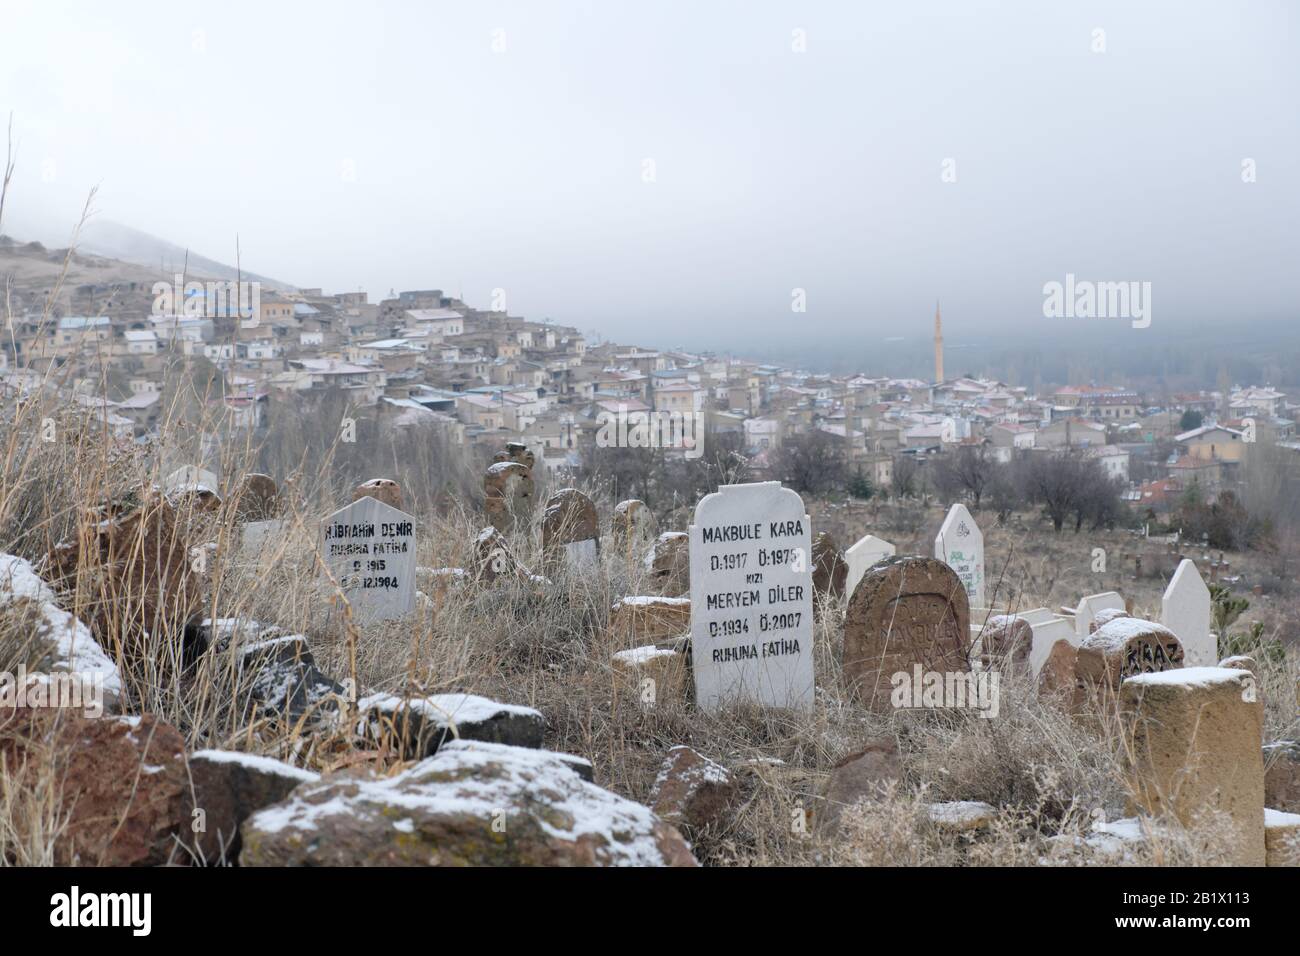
[935,504,984,609]
[842,555,971,710]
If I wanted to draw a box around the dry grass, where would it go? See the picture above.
[1,386,1297,867]
[0,379,1296,866]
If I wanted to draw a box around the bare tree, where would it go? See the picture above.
[892,453,920,498]
[772,429,847,496]
[932,444,999,509]
[1023,449,1089,532]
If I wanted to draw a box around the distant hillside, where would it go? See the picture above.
[77,219,294,291]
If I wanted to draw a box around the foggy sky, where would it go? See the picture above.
[2,0,1296,355]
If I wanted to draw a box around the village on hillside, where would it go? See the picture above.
[1,252,1295,517]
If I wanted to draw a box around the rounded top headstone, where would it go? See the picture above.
[842,555,972,709]
[541,488,599,548]
[353,478,403,511]
[235,473,280,521]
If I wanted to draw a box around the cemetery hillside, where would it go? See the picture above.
[1,229,1297,870]
[1,3,1298,897]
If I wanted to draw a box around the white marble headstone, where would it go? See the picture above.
[1073,591,1126,639]
[1160,559,1215,666]
[935,503,984,609]
[689,481,815,712]
[321,496,417,625]
[1028,615,1077,676]
[845,533,896,603]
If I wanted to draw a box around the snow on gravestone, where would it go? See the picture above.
[320,496,416,625]
[845,534,895,602]
[934,504,984,610]
[689,482,815,712]
[1160,559,1215,666]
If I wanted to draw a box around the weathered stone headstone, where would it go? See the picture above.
[817,738,902,835]
[844,533,895,603]
[484,461,534,534]
[1264,808,1300,867]
[473,527,520,585]
[1092,607,1130,630]
[811,531,848,601]
[1264,741,1300,813]
[978,614,1033,674]
[1036,637,1081,706]
[493,441,536,471]
[646,531,690,597]
[609,595,691,644]
[842,555,971,710]
[321,496,416,624]
[1076,617,1183,699]
[934,504,984,610]
[647,746,739,835]
[541,488,600,570]
[1160,558,1215,666]
[1121,667,1265,866]
[611,499,658,556]
[611,646,687,710]
[235,473,281,521]
[688,482,815,712]
[1073,591,1126,638]
[353,478,403,511]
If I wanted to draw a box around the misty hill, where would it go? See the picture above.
[77,219,294,291]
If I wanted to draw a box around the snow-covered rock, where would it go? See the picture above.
[648,745,738,834]
[186,750,320,864]
[356,691,545,758]
[240,740,696,866]
[0,553,122,712]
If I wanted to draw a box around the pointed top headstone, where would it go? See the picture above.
[935,504,984,609]
[1160,558,1215,666]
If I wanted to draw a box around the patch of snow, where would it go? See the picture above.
[613,646,677,665]
[1092,816,1149,842]
[191,749,320,783]
[0,554,56,602]
[1124,666,1246,689]
[0,555,122,698]
[1264,808,1300,827]
[927,800,995,825]
[1086,616,1176,651]
[356,691,541,729]
[614,595,690,608]
[240,633,307,656]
